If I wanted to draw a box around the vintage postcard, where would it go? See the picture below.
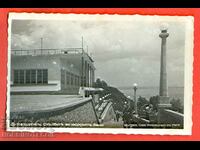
[7,13,193,135]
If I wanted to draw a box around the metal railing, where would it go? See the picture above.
[11,48,83,56]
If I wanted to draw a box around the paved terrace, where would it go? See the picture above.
[10,95,91,113]
[10,95,97,122]
[9,94,118,126]
[9,94,103,125]
[10,95,96,123]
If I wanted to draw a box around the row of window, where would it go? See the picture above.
[14,69,48,84]
[13,69,88,87]
[61,70,80,87]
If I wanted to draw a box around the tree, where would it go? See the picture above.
[136,96,149,119]
[149,95,159,111]
[122,106,134,125]
[94,78,102,88]
[101,80,108,88]
[170,98,183,113]
[94,78,108,88]
[137,96,149,110]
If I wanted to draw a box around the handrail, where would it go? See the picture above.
[100,102,112,120]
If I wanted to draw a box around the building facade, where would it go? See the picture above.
[10,48,95,95]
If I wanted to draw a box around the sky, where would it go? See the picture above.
[10,14,186,88]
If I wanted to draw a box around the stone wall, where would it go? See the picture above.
[46,100,98,124]
[158,108,184,128]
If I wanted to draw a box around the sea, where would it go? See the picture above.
[118,86,184,104]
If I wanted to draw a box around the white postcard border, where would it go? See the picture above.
[6,13,194,135]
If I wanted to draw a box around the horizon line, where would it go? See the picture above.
[116,86,184,89]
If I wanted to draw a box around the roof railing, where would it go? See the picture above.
[11,48,83,56]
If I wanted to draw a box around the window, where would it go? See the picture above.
[19,70,25,84]
[26,70,31,83]
[31,70,36,84]
[43,69,48,83]
[14,70,19,84]
[14,70,25,84]
[71,73,73,85]
[37,69,43,84]
[13,69,48,85]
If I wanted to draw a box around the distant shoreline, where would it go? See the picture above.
[117,86,184,102]
[117,86,184,90]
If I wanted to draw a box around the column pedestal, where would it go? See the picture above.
[158,96,171,108]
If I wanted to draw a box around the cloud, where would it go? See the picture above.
[12,34,35,49]
[11,15,186,87]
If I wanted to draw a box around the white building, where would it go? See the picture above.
[10,48,95,95]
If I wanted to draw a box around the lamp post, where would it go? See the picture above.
[133,83,138,115]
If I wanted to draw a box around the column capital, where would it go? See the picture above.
[159,32,169,38]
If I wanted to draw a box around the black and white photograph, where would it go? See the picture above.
[7,13,193,135]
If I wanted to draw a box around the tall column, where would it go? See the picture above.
[88,66,90,87]
[158,26,171,108]
[85,62,89,87]
[86,63,89,87]
[88,64,90,87]
[91,68,93,87]
[84,61,87,87]
[90,66,92,87]
[94,69,95,85]
[92,68,95,87]
[85,62,87,87]
[81,57,84,87]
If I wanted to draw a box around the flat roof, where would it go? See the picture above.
[11,48,94,62]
